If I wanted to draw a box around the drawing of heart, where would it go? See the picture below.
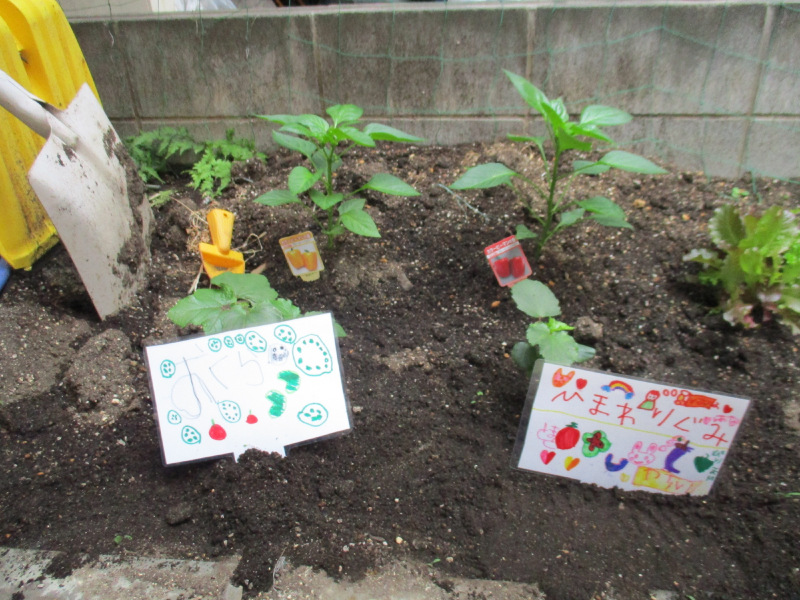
[540,450,556,465]
[620,473,630,482]
[576,378,587,390]
[723,404,733,414]
[564,457,580,471]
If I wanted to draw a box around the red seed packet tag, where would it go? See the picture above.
[484,236,532,287]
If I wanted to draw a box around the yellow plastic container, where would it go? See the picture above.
[0,0,99,269]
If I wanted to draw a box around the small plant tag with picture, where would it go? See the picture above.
[280,231,324,282]
[484,236,532,287]
[512,361,749,496]
[145,313,351,466]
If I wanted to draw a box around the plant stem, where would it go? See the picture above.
[535,144,561,259]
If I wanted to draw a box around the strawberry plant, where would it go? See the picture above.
[450,71,667,259]
[254,104,424,248]
[684,204,800,333]
[509,279,595,374]
[168,272,345,336]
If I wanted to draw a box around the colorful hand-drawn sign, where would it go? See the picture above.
[513,361,749,496]
[144,313,352,466]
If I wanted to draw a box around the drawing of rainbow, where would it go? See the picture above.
[601,380,635,400]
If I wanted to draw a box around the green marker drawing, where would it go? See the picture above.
[167,410,182,425]
[180,425,201,445]
[234,334,245,344]
[160,360,176,378]
[208,338,222,352]
[224,336,234,348]
[266,390,286,418]
[218,400,241,423]
[278,370,301,393]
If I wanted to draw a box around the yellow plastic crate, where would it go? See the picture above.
[0,0,99,269]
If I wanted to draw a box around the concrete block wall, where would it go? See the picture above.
[69,1,800,178]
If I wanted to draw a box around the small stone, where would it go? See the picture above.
[446,556,454,563]
[633,198,646,209]
[352,406,363,414]
[491,300,501,308]
[682,213,691,221]
[573,316,603,345]
[165,502,194,526]
[395,536,403,544]
[342,546,349,553]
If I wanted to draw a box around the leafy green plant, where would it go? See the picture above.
[125,127,202,183]
[190,129,266,198]
[509,279,595,374]
[114,534,132,545]
[126,127,265,198]
[254,104,424,248]
[684,204,800,333]
[450,71,667,259]
[148,189,175,209]
[168,272,345,336]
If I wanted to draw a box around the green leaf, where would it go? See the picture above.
[364,173,420,196]
[363,123,425,143]
[326,104,363,126]
[254,114,302,126]
[554,208,586,232]
[515,224,537,240]
[709,204,745,251]
[325,224,346,237]
[740,206,799,256]
[547,317,574,332]
[599,151,668,174]
[510,341,539,374]
[296,115,330,140]
[341,209,381,238]
[578,196,632,229]
[568,123,613,143]
[337,126,375,147]
[507,134,545,145]
[576,344,596,363]
[254,189,301,207]
[551,98,569,122]
[269,298,302,321]
[580,105,632,127]
[309,189,343,210]
[272,130,317,158]
[450,163,517,190]
[288,166,322,195]
[333,321,347,338]
[683,248,721,267]
[279,122,313,138]
[526,322,552,347]
[503,70,548,114]
[167,288,236,333]
[338,198,366,214]
[541,102,567,130]
[213,272,278,304]
[538,331,580,365]
[555,128,592,152]
[511,279,561,318]
[310,149,342,174]
[573,160,610,175]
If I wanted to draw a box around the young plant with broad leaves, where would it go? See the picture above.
[168,272,345,336]
[254,104,424,248]
[451,71,667,259]
[684,204,800,334]
[509,279,595,375]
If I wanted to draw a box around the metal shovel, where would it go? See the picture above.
[0,69,152,319]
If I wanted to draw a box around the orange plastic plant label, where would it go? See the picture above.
[279,231,324,280]
[484,236,532,287]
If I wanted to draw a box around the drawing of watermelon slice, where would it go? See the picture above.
[181,425,201,445]
[218,400,241,423]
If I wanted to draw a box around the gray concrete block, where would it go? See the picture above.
[755,6,800,115]
[743,117,800,178]
[71,21,137,120]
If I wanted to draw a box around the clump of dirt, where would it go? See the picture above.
[0,142,799,600]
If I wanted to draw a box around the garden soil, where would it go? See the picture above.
[1,142,799,600]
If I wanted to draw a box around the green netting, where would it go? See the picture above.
[69,0,800,183]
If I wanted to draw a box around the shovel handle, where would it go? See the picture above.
[0,69,77,146]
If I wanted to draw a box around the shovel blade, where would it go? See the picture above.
[27,85,152,319]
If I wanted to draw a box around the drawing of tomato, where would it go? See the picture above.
[302,251,318,271]
[555,422,580,450]
[510,256,526,278]
[246,412,258,424]
[287,249,305,270]
[494,258,511,278]
[209,420,227,441]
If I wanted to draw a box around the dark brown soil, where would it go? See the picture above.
[1,142,799,600]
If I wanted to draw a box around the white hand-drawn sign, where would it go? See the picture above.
[145,313,351,466]
[513,361,749,496]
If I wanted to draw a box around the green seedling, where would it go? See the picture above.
[509,280,595,374]
[450,70,667,259]
[254,104,424,248]
[148,189,175,209]
[125,126,201,183]
[114,534,132,545]
[190,129,266,198]
[168,272,346,337]
[684,204,800,334]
